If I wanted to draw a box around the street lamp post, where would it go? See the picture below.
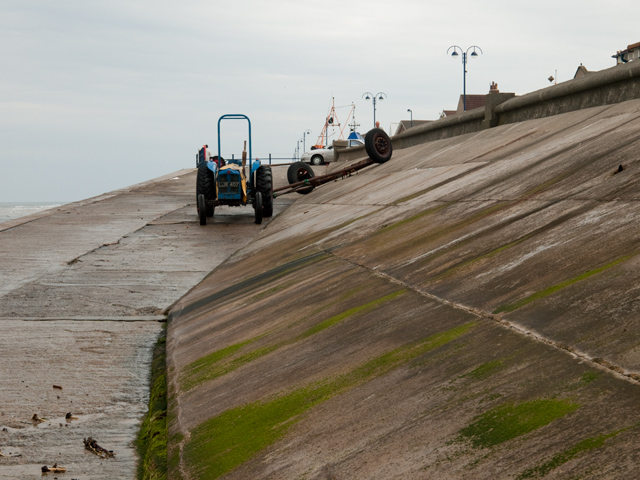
[447,45,483,112]
[362,92,387,128]
[302,129,311,153]
[407,108,413,128]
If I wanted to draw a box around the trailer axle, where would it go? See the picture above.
[273,158,374,197]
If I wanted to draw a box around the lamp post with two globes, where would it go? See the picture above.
[447,45,483,112]
[362,92,387,128]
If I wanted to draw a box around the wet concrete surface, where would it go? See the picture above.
[0,320,157,479]
[0,167,294,479]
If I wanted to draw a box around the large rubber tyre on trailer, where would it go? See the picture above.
[365,128,392,164]
[256,166,274,217]
[196,162,216,217]
[254,191,263,225]
[197,194,207,226]
[287,162,315,195]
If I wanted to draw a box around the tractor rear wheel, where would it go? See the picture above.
[256,166,274,217]
[287,162,315,195]
[365,128,392,163]
[196,162,216,217]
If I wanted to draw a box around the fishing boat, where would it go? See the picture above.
[312,98,359,149]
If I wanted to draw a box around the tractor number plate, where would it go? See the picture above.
[219,182,240,188]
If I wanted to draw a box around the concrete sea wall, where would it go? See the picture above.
[339,60,640,161]
[168,97,640,479]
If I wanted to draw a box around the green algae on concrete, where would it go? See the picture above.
[181,290,407,391]
[493,254,634,314]
[183,321,476,479]
[458,398,579,449]
[167,431,185,480]
[137,329,168,480]
[516,428,627,479]
[299,290,406,338]
[181,338,260,391]
[581,371,600,385]
[462,359,504,381]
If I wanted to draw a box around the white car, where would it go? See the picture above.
[301,138,364,165]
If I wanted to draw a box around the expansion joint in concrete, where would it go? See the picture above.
[322,247,640,387]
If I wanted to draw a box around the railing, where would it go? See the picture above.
[196,152,303,168]
[225,154,300,165]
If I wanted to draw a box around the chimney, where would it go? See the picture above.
[489,81,499,93]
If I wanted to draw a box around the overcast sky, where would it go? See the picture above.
[1,0,637,202]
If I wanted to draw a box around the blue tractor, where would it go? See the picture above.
[196,114,273,225]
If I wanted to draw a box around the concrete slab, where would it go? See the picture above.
[0,167,294,479]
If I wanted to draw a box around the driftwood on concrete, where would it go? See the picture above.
[83,437,115,458]
[31,414,46,424]
[42,463,66,473]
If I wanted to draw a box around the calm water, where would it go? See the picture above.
[0,202,63,223]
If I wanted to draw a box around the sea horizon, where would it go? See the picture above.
[0,202,65,223]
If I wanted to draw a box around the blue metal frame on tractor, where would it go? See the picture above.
[218,114,252,161]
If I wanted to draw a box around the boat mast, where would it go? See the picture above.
[313,98,355,149]
[348,104,359,132]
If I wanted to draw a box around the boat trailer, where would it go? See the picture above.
[273,128,392,197]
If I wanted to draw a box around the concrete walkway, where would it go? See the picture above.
[0,168,293,479]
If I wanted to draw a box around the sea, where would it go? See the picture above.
[0,202,63,223]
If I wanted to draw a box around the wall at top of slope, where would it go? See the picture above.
[496,60,640,124]
[337,60,640,163]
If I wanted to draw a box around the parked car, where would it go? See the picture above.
[301,138,364,165]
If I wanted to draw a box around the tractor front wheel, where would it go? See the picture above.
[254,192,263,225]
[196,162,216,216]
[256,166,274,217]
[197,194,207,225]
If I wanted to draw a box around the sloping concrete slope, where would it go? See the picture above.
[168,99,640,479]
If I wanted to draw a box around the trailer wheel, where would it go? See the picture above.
[196,162,216,216]
[287,162,315,195]
[365,128,392,164]
[256,166,273,217]
[254,191,263,225]
[197,194,207,225]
